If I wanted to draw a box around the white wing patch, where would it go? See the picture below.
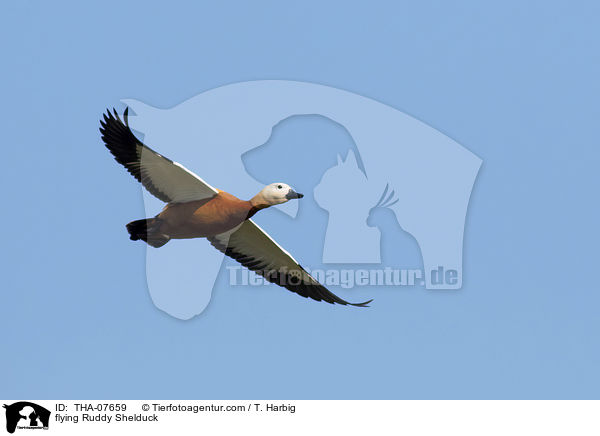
[100,108,218,203]
[208,220,372,306]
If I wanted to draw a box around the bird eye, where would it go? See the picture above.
[277,185,282,189]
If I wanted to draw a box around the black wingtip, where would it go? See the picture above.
[350,299,373,308]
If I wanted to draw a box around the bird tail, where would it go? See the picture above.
[126,218,170,248]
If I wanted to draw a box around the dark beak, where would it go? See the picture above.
[285,189,304,200]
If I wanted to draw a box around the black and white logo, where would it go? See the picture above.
[3,402,50,434]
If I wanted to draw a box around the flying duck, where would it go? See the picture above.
[100,108,371,307]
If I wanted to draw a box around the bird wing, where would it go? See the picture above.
[208,220,372,307]
[99,108,218,203]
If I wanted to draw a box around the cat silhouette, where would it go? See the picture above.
[315,150,382,263]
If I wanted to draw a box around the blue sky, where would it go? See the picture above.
[1,0,599,399]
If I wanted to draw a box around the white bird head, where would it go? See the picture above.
[257,183,304,206]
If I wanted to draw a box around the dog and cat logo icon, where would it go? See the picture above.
[3,402,50,433]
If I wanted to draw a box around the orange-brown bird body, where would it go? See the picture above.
[155,192,265,239]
